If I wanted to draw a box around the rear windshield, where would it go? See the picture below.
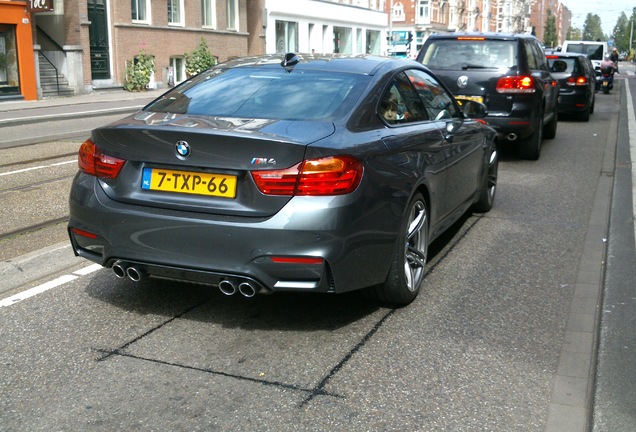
[420,39,518,71]
[547,57,579,74]
[565,43,604,61]
[145,67,367,121]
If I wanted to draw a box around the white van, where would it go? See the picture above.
[561,40,608,73]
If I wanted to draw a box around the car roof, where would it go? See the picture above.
[425,32,537,41]
[217,53,408,76]
[545,51,586,59]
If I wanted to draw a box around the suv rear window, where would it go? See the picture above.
[419,39,518,71]
[564,43,604,61]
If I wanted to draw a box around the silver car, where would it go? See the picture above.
[68,53,498,306]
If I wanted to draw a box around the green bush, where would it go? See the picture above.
[185,37,217,77]
[0,53,7,70]
[124,49,155,92]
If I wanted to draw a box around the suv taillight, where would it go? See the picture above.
[78,139,126,179]
[496,76,536,93]
[251,156,363,196]
[566,76,588,86]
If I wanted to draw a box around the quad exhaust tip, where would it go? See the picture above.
[112,262,262,297]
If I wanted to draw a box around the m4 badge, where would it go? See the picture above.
[250,158,277,165]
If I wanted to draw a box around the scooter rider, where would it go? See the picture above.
[600,54,617,89]
[600,54,617,74]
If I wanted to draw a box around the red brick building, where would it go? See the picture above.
[34,0,249,94]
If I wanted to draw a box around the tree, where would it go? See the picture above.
[583,13,605,41]
[611,12,630,52]
[566,26,582,41]
[544,9,558,48]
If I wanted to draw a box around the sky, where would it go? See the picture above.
[561,0,635,36]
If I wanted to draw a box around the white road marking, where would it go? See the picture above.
[0,160,76,177]
[0,264,103,308]
[627,80,636,251]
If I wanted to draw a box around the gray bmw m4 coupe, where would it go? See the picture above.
[68,53,498,306]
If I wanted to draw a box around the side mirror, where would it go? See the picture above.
[462,100,487,119]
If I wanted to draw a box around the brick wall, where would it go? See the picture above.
[105,0,249,87]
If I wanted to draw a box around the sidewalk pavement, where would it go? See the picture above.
[0,88,165,112]
[0,88,166,127]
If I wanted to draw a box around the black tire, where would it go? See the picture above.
[473,142,498,213]
[578,105,591,122]
[602,85,609,94]
[368,193,428,306]
[590,94,595,114]
[518,113,543,160]
[543,110,557,139]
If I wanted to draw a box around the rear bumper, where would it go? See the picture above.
[484,100,541,142]
[68,173,398,294]
[557,90,592,113]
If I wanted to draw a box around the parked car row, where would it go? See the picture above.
[416,32,598,161]
[66,33,604,307]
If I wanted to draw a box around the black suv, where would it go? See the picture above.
[417,33,559,160]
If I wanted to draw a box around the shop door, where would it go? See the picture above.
[0,25,20,95]
[87,0,110,79]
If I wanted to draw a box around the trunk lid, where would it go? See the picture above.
[91,113,336,217]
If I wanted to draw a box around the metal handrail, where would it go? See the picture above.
[37,51,60,95]
[35,25,62,96]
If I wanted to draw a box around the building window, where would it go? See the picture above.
[168,0,183,26]
[132,0,151,23]
[392,2,405,22]
[202,0,216,28]
[366,30,381,55]
[418,0,429,19]
[226,0,238,30]
[169,57,186,86]
[275,21,298,53]
[333,27,352,54]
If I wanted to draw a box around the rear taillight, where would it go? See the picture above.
[496,76,536,93]
[78,139,126,179]
[566,76,588,86]
[251,155,363,196]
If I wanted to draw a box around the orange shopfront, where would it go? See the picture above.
[0,1,36,101]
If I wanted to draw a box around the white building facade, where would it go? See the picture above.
[264,0,389,55]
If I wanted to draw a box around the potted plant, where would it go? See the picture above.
[185,37,217,77]
[124,49,155,92]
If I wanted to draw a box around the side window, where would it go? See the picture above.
[404,69,459,120]
[525,40,538,70]
[378,72,427,125]
[532,42,548,71]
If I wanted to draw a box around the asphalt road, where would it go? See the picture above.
[0,79,634,431]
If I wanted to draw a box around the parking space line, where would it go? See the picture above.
[0,263,103,308]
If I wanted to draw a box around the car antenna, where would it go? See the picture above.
[281,53,300,72]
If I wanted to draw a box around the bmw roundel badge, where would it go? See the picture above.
[175,140,191,159]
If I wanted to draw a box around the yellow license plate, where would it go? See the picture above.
[455,95,484,106]
[142,168,237,198]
